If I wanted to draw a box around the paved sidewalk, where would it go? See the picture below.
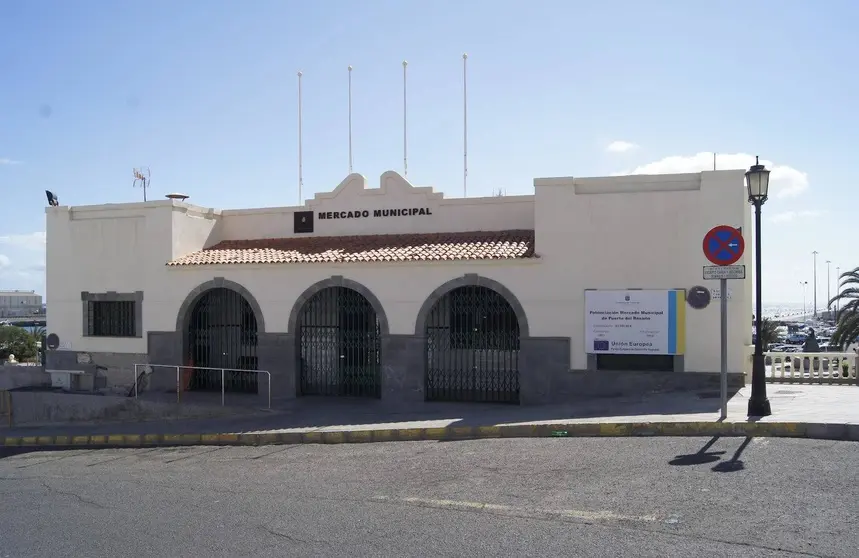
[2,384,857,446]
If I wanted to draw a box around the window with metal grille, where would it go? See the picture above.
[87,300,136,337]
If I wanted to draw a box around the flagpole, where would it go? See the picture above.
[463,53,468,198]
[348,65,353,174]
[402,60,408,178]
[297,70,304,205]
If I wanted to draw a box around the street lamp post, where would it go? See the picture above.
[835,266,841,319]
[800,281,808,317]
[747,156,772,417]
[812,251,818,318]
[826,260,831,317]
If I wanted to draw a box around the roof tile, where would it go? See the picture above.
[167,230,536,266]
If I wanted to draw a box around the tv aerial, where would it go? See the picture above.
[132,167,151,201]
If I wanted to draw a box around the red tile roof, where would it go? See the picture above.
[167,230,536,266]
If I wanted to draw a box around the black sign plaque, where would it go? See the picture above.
[46,333,60,350]
[294,211,314,234]
[687,286,711,310]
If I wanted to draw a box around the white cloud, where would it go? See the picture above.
[0,158,22,165]
[0,232,46,251]
[618,152,809,198]
[606,141,639,153]
[0,254,43,295]
[769,210,824,224]
[0,233,47,284]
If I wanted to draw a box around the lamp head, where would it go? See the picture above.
[746,155,770,205]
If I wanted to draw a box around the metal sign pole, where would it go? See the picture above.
[703,225,745,422]
[720,277,728,419]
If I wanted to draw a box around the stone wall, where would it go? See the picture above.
[44,337,744,406]
[7,391,250,426]
[45,350,148,394]
[0,365,51,390]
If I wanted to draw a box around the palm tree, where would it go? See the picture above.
[757,317,781,348]
[829,266,859,350]
[29,326,47,365]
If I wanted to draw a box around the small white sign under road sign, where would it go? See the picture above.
[710,288,732,300]
[703,265,746,280]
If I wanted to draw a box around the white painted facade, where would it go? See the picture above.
[45,170,753,375]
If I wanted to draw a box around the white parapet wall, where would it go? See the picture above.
[763,352,859,385]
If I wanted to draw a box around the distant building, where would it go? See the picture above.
[0,290,44,318]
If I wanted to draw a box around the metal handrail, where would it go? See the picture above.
[133,364,272,409]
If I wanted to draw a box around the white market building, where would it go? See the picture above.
[45,170,752,405]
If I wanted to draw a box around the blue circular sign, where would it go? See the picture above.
[703,225,744,266]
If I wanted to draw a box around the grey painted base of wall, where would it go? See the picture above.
[46,333,743,406]
[147,331,291,405]
[519,337,744,404]
[7,391,252,427]
[587,353,686,373]
[556,369,746,402]
[150,332,569,405]
[0,366,50,391]
[45,350,147,394]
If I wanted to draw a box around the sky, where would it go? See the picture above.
[1,0,857,306]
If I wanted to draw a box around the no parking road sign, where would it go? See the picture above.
[703,225,744,266]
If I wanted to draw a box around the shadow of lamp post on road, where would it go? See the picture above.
[669,436,753,472]
[711,437,752,473]
[669,436,726,466]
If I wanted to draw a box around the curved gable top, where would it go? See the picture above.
[306,171,444,208]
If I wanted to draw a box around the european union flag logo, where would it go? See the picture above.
[593,339,609,351]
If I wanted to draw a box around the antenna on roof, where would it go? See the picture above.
[133,167,151,201]
[463,53,468,198]
[348,65,353,174]
[297,71,304,205]
[402,60,408,178]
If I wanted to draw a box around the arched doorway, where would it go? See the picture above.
[297,286,381,398]
[186,287,259,393]
[296,287,381,397]
[425,285,520,403]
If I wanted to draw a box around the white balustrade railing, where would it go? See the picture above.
[763,352,859,385]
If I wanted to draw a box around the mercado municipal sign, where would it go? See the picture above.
[584,289,686,355]
[318,207,433,220]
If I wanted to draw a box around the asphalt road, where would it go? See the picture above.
[0,437,856,557]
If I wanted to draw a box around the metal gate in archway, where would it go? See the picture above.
[297,287,381,398]
[186,288,259,393]
[425,285,520,403]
